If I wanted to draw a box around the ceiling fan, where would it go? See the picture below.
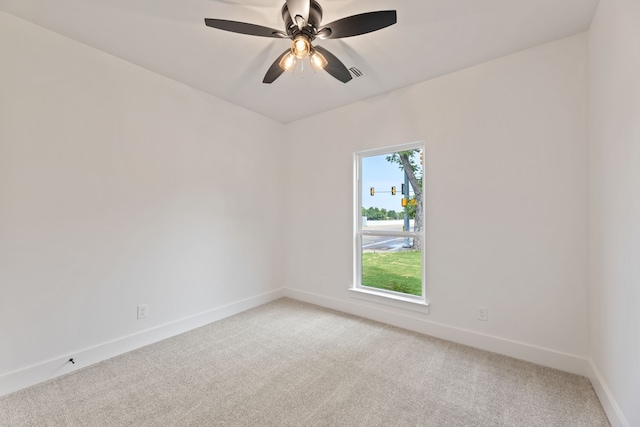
[204,0,397,84]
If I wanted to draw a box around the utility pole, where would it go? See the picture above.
[403,170,411,248]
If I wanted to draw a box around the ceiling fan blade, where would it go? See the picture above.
[286,0,310,29]
[263,49,291,84]
[318,10,397,39]
[204,18,288,38]
[313,46,352,83]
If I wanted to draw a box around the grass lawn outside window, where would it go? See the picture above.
[361,250,422,296]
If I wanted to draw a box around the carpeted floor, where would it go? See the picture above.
[0,298,609,426]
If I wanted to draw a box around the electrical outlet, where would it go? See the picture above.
[137,304,148,319]
[477,306,488,321]
[318,276,325,288]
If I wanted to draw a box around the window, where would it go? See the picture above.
[354,143,425,303]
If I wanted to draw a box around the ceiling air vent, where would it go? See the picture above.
[348,66,364,78]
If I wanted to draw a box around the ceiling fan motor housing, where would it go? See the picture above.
[282,0,323,39]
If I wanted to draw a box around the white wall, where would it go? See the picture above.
[0,11,285,394]
[284,34,590,372]
[589,0,640,425]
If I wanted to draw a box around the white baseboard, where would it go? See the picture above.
[284,288,591,377]
[0,288,286,397]
[588,360,629,427]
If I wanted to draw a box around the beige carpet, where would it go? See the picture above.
[0,298,609,426]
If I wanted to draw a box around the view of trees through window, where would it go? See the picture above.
[357,145,424,298]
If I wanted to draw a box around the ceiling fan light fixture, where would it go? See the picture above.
[279,51,297,71]
[292,35,311,59]
[204,1,397,84]
[309,49,327,70]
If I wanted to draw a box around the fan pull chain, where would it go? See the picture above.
[301,59,305,78]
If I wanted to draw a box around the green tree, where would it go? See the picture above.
[386,149,423,250]
[365,207,383,220]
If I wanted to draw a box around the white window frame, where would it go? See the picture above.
[351,142,429,311]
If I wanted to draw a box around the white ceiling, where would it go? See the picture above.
[0,0,599,123]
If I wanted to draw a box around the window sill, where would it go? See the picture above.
[349,288,430,314]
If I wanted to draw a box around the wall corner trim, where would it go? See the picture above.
[588,360,630,427]
[0,288,286,397]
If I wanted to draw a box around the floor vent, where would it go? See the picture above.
[349,66,364,78]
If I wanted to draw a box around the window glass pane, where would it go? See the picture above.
[361,151,422,233]
[362,233,407,251]
[361,237,423,297]
[357,146,424,299]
